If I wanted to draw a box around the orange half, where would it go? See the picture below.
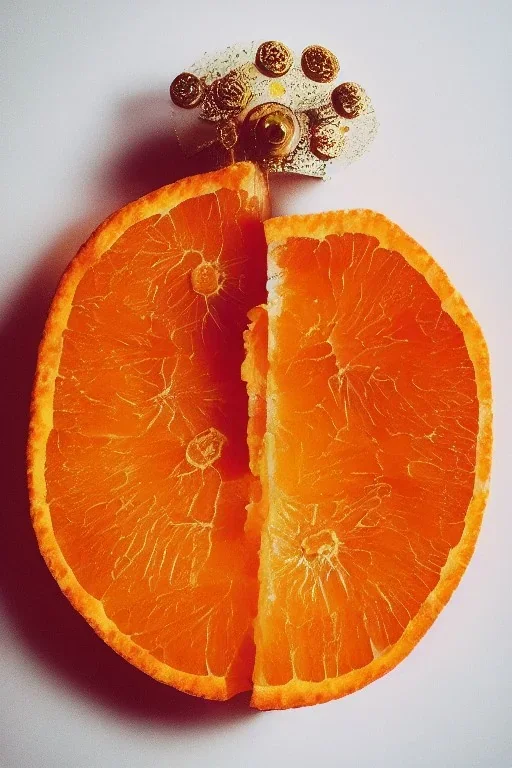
[28,162,269,700]
[251,211,491,708]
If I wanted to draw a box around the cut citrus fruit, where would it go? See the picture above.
[251,210,491,709]
[28,162,269,700]
[28,164,491,709]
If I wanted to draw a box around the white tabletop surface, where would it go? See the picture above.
[2,1,511,766]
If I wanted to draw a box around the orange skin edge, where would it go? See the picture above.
[27,162,269,702]
[251,210,492,709]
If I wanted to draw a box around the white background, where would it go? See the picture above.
[2,1,511,766]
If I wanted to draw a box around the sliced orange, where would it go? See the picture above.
[251,211,491,709]
[29,164,491,709]
[28,162,269,700]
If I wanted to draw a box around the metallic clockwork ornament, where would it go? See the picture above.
[170,41,378,179]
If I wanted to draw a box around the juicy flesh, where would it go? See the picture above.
[242,305,268,543]
[45,188,267,690]
[253,232,478,686]
[43,190,481,698]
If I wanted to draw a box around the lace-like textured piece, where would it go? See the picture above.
[170,41,378,179]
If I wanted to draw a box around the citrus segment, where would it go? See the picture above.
[252,210,491,709]
[28,163,269,699]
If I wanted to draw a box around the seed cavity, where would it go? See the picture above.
[191,262,219,295]
[301,529,339,559]
[186,427,227,469]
